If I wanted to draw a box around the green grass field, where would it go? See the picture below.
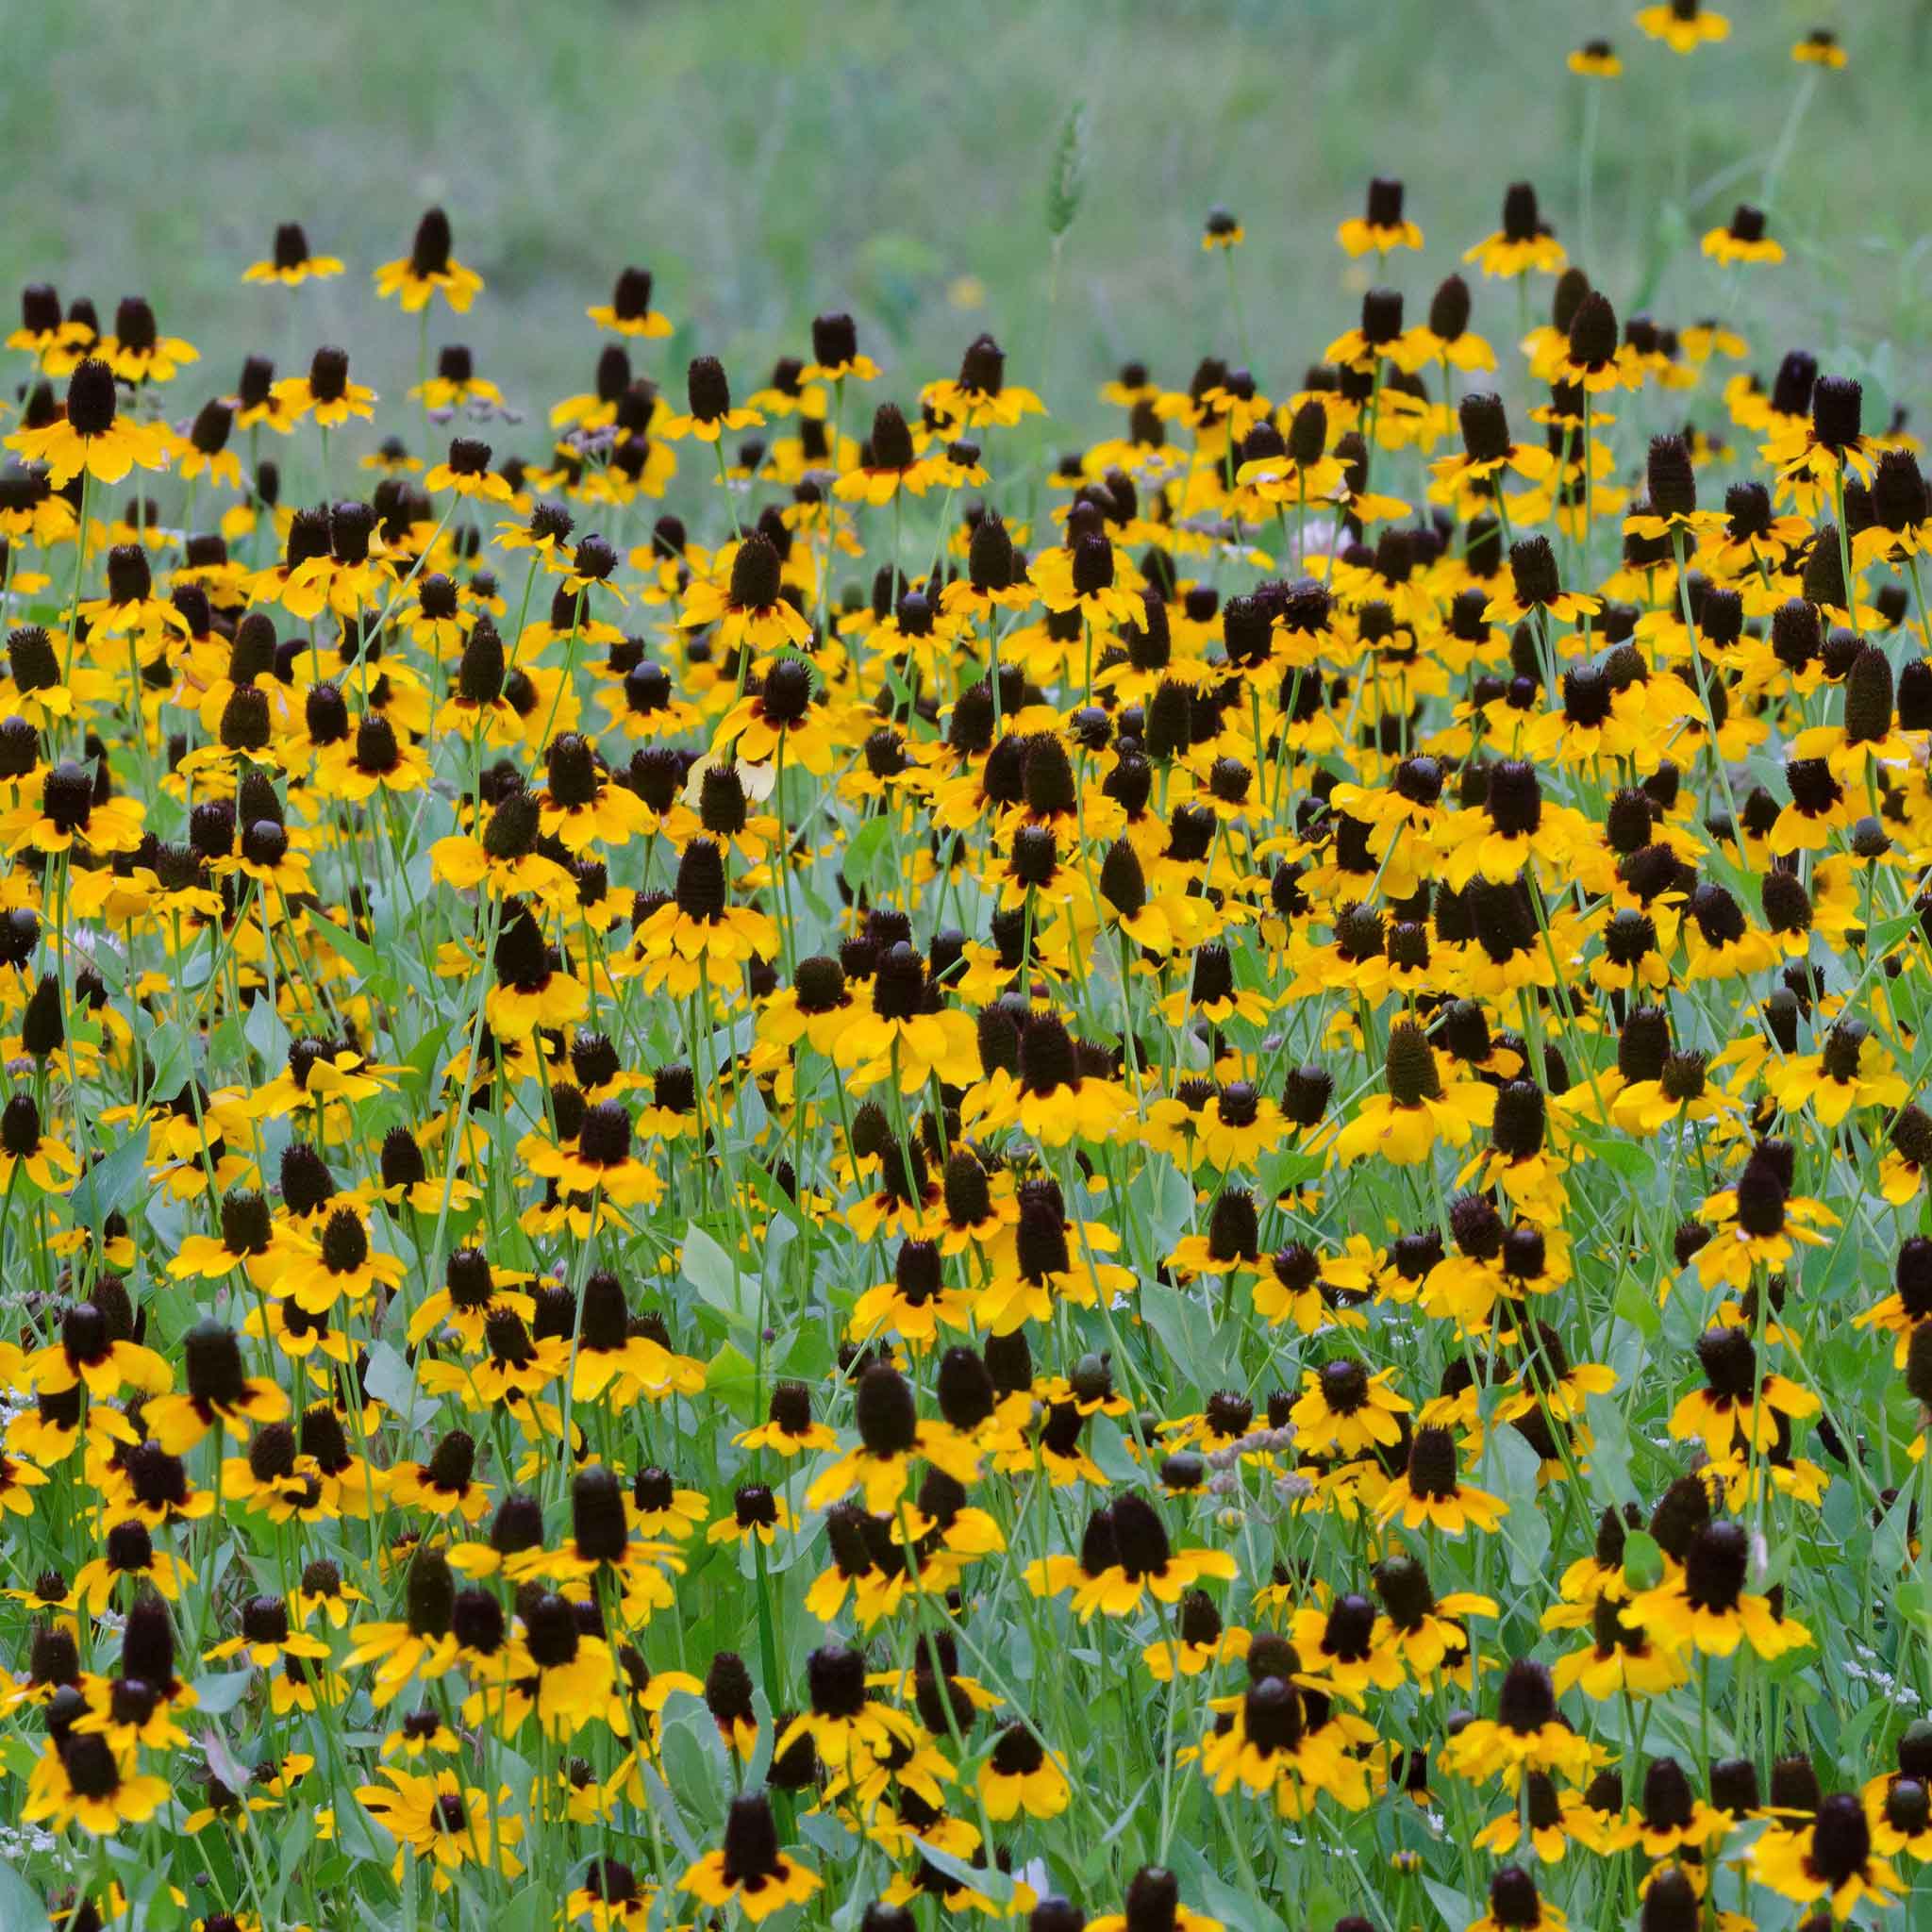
[8,0,1929,437]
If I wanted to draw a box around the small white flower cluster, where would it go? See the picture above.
[0,1818,59,1860]
[1846,1643,1924,1708]
[61,923,126,964]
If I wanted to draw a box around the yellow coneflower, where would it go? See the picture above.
[1636,1,1728,54]
[679,1794,820,1923]
[5,358,170,487]
[1569,38,1622,76]
[356,1765,525,1892]
[374,207,483,312]
[273,345,377,428]
[242,222,344,285]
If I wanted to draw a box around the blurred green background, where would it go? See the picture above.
[7,0,1928,438]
